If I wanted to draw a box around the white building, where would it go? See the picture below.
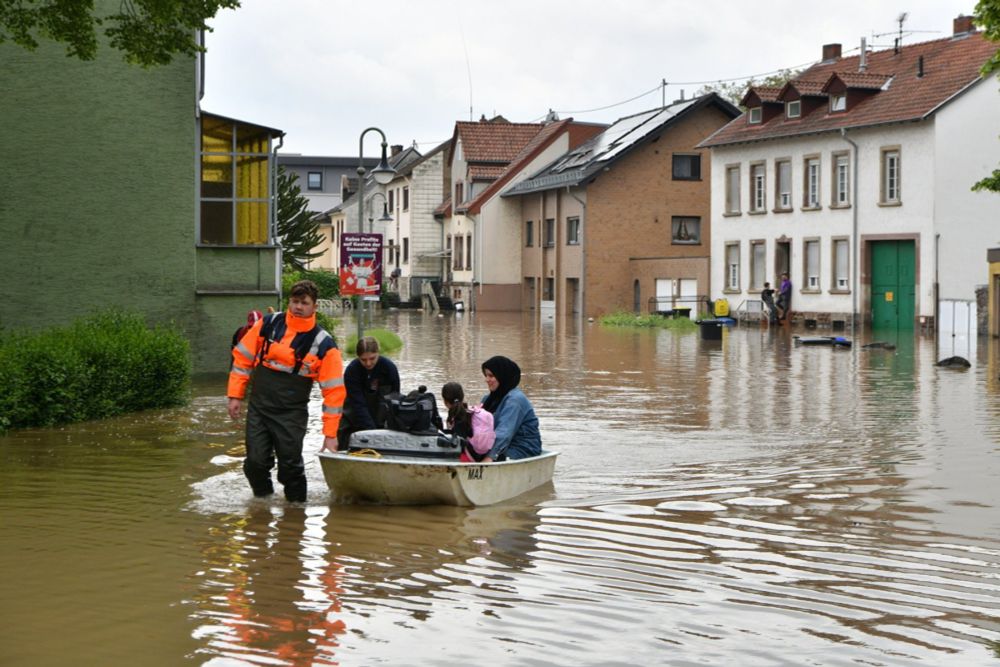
[700,16,1000,332]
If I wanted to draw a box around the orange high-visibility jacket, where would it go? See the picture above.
[227,311,345,437]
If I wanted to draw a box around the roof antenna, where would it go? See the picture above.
[895,12,908,54]
[457,7,474,120]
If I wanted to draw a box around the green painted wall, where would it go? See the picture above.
[0,22,197,343]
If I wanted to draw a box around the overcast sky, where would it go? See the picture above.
[201,0,977,157]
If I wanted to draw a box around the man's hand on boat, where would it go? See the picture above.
[321,437,337,452]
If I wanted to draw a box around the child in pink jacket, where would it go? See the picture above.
[441,382,495,462]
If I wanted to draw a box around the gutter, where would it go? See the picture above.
[840,128,859,339]
[566,186,586,318]
[272,133,285,306]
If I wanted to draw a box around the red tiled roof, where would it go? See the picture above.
[823,71,893,91]
[740,86,783,106]
[455,118,543,163]
[433,196,452,218]
[468,164,506,180]
[702,32,996,147]
[777,80,827,99]
[461,119,606,214]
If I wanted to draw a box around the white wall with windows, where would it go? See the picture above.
[709,123,936,315]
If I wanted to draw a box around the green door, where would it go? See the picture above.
[870,240,915,330]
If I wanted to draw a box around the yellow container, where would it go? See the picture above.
[713,298,730,317]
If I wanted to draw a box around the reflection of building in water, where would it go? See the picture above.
[190,507,346,664]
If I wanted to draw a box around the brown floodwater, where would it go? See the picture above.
[3,311,1000,666]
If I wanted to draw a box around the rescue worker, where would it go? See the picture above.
[227,280,345,502]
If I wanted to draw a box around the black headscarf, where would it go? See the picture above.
[481,356,521,414]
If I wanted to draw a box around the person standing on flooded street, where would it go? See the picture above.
[227,280,345,502]
[480,356,541,462]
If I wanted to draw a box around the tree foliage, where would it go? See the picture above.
[0,0,240,67]
[974,0,1000,192]
[696,69,801,108]
[276,167,325,272]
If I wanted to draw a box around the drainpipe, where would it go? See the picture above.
[934,233,940,338]
[272,134,285,306]
[840,128,859,339]
[468,212,479,312]
[567,186,586,318]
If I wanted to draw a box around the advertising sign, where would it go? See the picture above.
[339,232,383,296]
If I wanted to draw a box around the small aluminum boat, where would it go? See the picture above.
[317,448,559,506]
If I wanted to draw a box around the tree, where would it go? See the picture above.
[973,0,1000,192]
[696,69,801,108]
[276,167,325,273]
[0,0,240,67]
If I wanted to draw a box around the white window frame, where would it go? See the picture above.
[725,165,741,214]
[748,107,762,124]
[566,216,580,245]
[751,163,766,212]
[833,153,850,206]
[881,148,901,204]
[776,159,792,210]
[830,93,846,112]
[833,238,850,291]
[725,242,741,291]
[804,239,820,291]
[750,240,766,290]
[804,156,820,208]
[786,100,801,118]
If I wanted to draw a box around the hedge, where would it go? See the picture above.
[0,310,190,431]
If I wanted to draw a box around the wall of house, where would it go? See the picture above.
[407,151,446,301]
[585,107,729,317]
[1,20,199,349]
[934,79,1000,302]
[709,122,936,321]
[276,161,356,214]
[519,189,586,316]
[473,135,574,312]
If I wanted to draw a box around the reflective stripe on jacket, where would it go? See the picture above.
[227,311,346,437]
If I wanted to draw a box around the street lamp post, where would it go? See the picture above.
[356,127,397,342]
[366,191,392,233]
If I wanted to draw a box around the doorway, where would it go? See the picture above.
[774,240,790,281]
[633,280,641,313]
[870,240,916,330]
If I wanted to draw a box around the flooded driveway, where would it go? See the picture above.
[3,311,1000,665]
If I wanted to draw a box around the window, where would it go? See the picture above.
[804,239,820,290]
[804,156,820,208]
[750,241,766,289]
[881,148,900,204]
[725,243,740,290]
[749,107,762,124]
[566,216,580,245]
[830,93,846,112]
[672,154,701,180]
[725,165,741,214]
[833,153,850,206]
[786,100,801,119]
[544,218,555,247]
[525,220,534,247]
[453,234,463,270]
[466,234,472,271]
[388,189,394,210]
[403,237,409,264]
[543,277,554,301]
[199,116,273,245]
[307,171,322,190]
[775,159,792,210]
[446,234,452,262]
[833,239,850,290]
[671,216,700,244]
[455,181,464,204]
[750,163,766,212]
[403,186,409,211]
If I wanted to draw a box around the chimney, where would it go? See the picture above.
[822,43,842,62]
[390,144,403,156]
[859,37,867,72]
[953,15,974,36]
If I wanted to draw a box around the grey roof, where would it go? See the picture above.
[324,146,425,215]
[277,155,377,168]
[503,94,739,197]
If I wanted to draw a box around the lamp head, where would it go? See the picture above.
[371,141,396,185]
[379,202,393,223]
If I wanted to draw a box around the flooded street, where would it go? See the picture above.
[3,311,1000,666]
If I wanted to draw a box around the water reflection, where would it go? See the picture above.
[3,312,1000,664]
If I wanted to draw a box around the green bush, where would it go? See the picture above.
[342,328,404,356]
[0,310,190,432]
[599,311,698,331]
[282,269,340,300]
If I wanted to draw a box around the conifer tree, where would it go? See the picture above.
[276,167,324,272]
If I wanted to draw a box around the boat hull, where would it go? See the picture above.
[317,449,558,506]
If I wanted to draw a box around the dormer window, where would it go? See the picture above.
[830,93,846,112]
[748,107,762,124]
[786,100,801,118]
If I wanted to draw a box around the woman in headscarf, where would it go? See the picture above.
[480,356,541,462]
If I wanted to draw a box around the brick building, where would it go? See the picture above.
[503,94,739,318]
